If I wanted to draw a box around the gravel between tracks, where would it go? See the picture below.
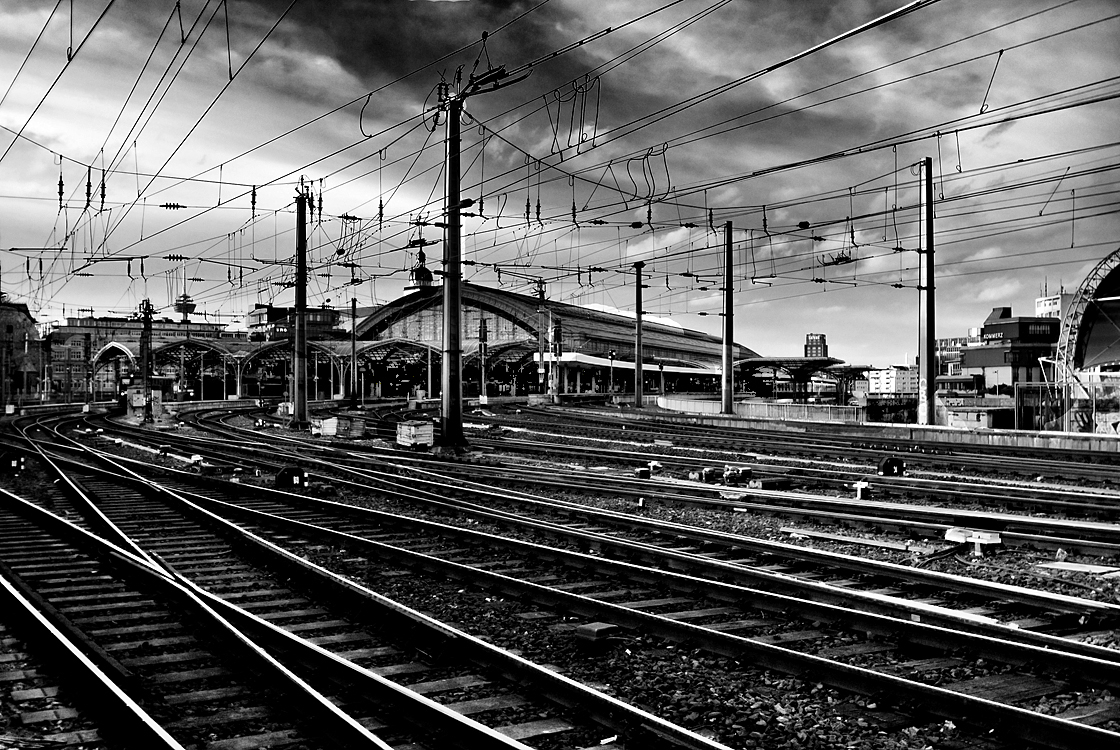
[16,420,1120,748]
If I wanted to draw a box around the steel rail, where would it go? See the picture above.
[467,433,1120,518]
[154,483,1120,750]
[23,435,728,750]
[6,446,542,750]
[385,461,1120,617]
[0,489,392,749]
[181,407,1113,524]
[0,570,186,750]
[53,415,1120,624]
[84,407,1120,556]
[81,411,1120,552]
[17,414,1120,747]
[514,405,1120,475]
[164,473,1120,676]
[425,451,1120,547]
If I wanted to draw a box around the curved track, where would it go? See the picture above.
[8,408,1119,748]
[0,411,734,750]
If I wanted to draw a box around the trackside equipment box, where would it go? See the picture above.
[396,420,434,448]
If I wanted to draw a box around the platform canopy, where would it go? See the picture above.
[537,352,718,374]
[734,356,842,377]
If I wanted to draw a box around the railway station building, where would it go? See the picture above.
[39,281,867,412]
[0,296,42,406]
[353,282,762,400]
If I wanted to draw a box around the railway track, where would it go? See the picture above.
[165,405,1120,542]
[485,404,1120,483]
[2,422,733,750]
[82,407,1120,556]
[0,494,383,750]
[49,408,1120,613]
[9,408,1120,746]
[135,469,1120,748]
[327,460,1120,630]
[0,565,178,750]
[415,448,1120,555]
[17,430,1118,748]
[466,432,1120,521]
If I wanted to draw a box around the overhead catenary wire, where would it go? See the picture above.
[0,0,119,167]
[6,0,1119,345]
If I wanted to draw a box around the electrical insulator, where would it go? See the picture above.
[164,254,188,261]
[160,203,184,210]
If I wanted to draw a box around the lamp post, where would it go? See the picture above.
[659,361,665,396]
[608,349,615,395]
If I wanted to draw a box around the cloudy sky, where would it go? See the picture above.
[1,0,1118,366]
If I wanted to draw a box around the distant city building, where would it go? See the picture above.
[935,336,971,377]
[958,307,1059,392]
[245,304,342,341]
[867,365,919,394]
[47,313,239,400]
[1035,292,1074,320]
[0,297,42,403]
[936,328,982,377]
[804,332,828,358]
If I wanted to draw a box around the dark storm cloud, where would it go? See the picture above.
[217,0,949,182]
[4,0,1116,363]
[239,1,585,94]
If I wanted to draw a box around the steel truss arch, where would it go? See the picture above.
[1056,246,1120,392]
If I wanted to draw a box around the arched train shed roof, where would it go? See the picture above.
[357,282,758,367]
[1058,247,1120,374]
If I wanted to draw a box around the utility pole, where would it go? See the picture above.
[536,280,546,394]
[84,332,92,404]
[549,315,561,398]
[478,317,488,403]
[437,65,529,450]
[350,297,358,407]
[634,261,645,406]
[722,221,735,414]
[139,299,154,424]
[441,89,466,446]
[918,156,936,426]
[290,183,310,429]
